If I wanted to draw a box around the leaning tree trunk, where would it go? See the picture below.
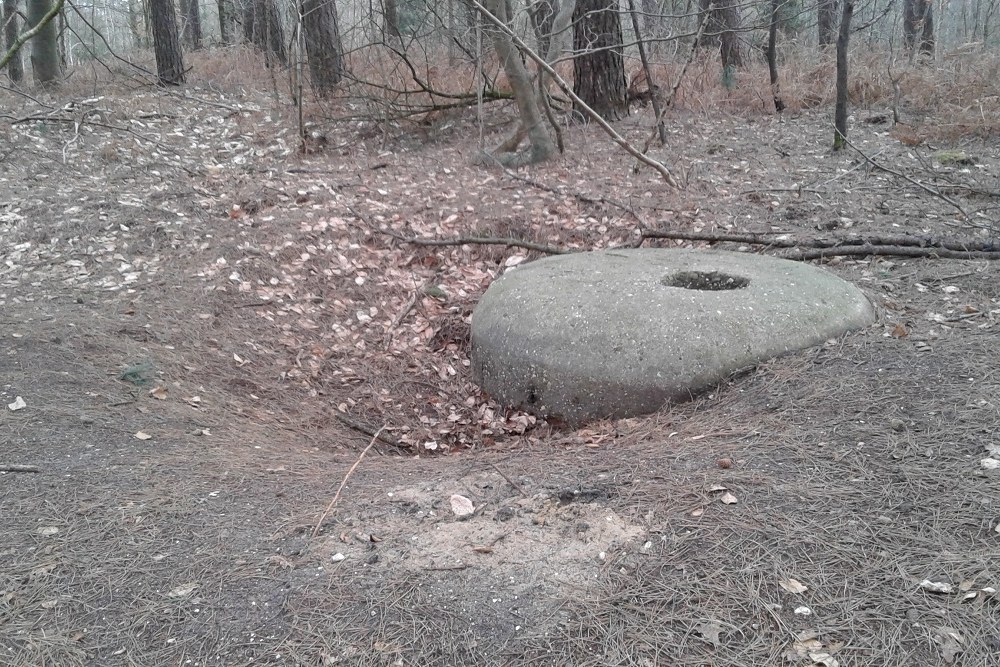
[149,0,185,85]
[572,0,628,122]
[626,0,666,143]
[3,0,23,82]
[833,0,853,150]
[244,0,287,66]
[301,0,343,95]
[767,0,784,113]
[26,0,60,84]
[482,0,555,165]
[903,0,934,58]
[817,0,838,46]
[528,0,556,59]
[180,0,203,49]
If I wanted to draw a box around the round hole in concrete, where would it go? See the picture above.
[662,270,750,291]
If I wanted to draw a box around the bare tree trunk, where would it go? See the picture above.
[143,0,151,48]
[244,0,287,66]
[626,0,666,143]
[903,0,934,58]
[3,0,23,82]
[26,0,60,84]
[528,0,554,56]
[717,0,740,70]
[383,0,400,38]
[572,0,628,122]
[126,0,144,48]
[833,0,853,151]
[56,5,65,67]
[149,0,185,85]
[817,0,838,46]
[301,0,343,94]
[218,0,233,44]
[767,0,784,113]
[544,0,574,62]
[180,0,203,49]
[698,0,741,69]
[641,0,663,52]
[481,0,555,164]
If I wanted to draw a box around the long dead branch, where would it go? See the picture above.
[380,229,568,255]
[334,411,401,448]
[384,228,1000,261]
[785,245,1000,261]
[640,229,999,252]
[500,166,646,223]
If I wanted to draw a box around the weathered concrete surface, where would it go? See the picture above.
[471,248,876,424]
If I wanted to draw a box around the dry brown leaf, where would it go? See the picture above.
[779,578,808,594]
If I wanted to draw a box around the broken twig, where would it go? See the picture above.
[313,427,385,537]
[380,229,567,255]
[0,464,40,473]
[334,411,401,448]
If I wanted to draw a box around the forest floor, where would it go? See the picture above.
[2,73,1000,666]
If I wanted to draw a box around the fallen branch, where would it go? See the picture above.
[385,227,1000,263]
[500,166,647,224]
[640,229,999,253]
[641,229,798,247]
[334,411,401,448]
[842,135,969,219]
[488,461,526,497]
[384,277,432,351]
[313,426,385,538]
[0,464,40,473]
[784,245,1000,261]
[380,229,568,255]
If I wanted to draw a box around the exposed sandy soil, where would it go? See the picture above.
[2,77,999,666]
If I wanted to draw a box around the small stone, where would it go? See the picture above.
[889,418,905,431]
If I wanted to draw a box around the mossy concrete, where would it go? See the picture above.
[471,248,876,425]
